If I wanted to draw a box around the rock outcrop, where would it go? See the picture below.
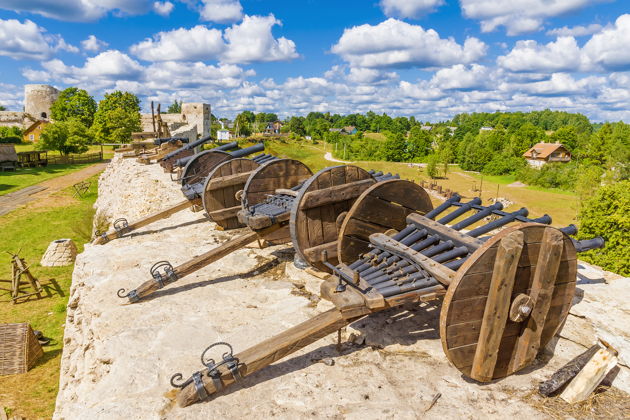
[54,156,629,419]
[41,239,77,267]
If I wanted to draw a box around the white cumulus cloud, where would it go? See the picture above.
[130,16,298,64]
[131,25,225,61]
[459,0,602,35]
[81,35,109,52]
[430,64,492,90]
[546,23,603,37]
[379,0,444,18]
[583,14,630,71]
[153,1,174,16]
[0,0,154,22]
[199,0,243,23]
[331,19,486,69]
[498,36,583,73]
[221,15,299,63]
[0,18,77,60]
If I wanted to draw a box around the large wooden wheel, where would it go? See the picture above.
[337,179,433,266]
[242,159,312,244]
[180,150,233,186]
[440,224,577,382]
[290,165,374,272]
[202,158,260,230]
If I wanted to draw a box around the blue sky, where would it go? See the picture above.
[0,0,629,121]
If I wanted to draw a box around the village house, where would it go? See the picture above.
[523,142,572,168]
[22,120,50,143]
[265,121,283,134]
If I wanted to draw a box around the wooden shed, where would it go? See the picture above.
[0,323,44,375]
[17,150,48,167]
[0,144,18,171]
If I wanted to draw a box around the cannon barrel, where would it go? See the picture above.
[560,224,578,236]
[159,138,237,162]
[425,194,461,220]
[227,143,265,159]
[174,155,195,168]
[154,137,189,146]
[573,237,605,252]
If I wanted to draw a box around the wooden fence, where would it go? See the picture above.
[47,152,103,165]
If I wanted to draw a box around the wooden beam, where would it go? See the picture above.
[206,171,254,190]
[303,241,338,261]
[406,213,483,254]
[177,309,353,407]
[301,179,375,209]
[274,188,298,197]
[94,199,193,244]
[207,205,241,221]
[470,230,524,382]
[509,228,564,373]
[369,232,456,286]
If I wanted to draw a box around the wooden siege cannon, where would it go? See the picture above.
[116,163,428,303]
[159,137,235,173]
[134,137,191,164]
[94,145,274,245]
[169,194,604,407]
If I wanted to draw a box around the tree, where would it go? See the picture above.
[578,181,630,276]
[407,126,432,159]
[50,87,97,127]
[0,104,5,111]
[167,100,182,114]
[288,116,305,137]
[234,112,252,137]
[37,119,90,155]
[381,132,407,162]
[90,91,141,143]
[550,126,578,151]
[426,154,439,179]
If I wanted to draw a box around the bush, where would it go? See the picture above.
[483,155,526,175]
[516,162,577,190]
[577,181,630,276]
[0,136,22,144]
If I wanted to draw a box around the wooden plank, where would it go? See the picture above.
[539,344,601,397]
[303,241,338,261]
[407,213,483,254]
[560,345,618,404]
[509,228,564,373]
[369,232,456,286]
[342,217,390,240]
[471,230,524,382]
[300,179,374,209]
[351,195,409,229]
[207,205,241,221]
[206,171,253,190]
[371,179,433,214]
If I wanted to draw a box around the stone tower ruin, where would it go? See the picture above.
[24,84,59,120]
[180,103,211,138]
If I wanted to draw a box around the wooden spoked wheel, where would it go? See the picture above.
[242,159,312,244]
[337,179,433,266]
[202,158,260,230]
[290,165,374,272]
[440,224,577,382]
[180,150,232,186]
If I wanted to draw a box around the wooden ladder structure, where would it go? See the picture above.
[7,253,43,304]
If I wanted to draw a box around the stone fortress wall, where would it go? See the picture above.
[140,102,211,141]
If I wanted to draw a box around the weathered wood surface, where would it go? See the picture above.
[470,230,524,382]
[407,213,484,254]
[202,158,259,229]
[290,166,374,272]
[539,344,601,397]
[560,344,618,404]
[177,308,355,407]
[181,150,232,187]
[337,180,433,266]
[440,224,577,381]
[368,232,455,286]
[93,199,194,244]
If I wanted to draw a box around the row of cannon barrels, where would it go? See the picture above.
[102,139,605,407]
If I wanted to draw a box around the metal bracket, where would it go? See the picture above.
[169,341,243,399]
[113,218,129,237]
[150,261,177,288]
[116,288,139,302]
[94,231,109,244]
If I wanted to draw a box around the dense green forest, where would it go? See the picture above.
[233,109,628,194]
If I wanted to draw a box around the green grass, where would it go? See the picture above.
[0,175,99,419]
[0,163,94,196]
[14,143,116,159]
[260,139,581,226]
